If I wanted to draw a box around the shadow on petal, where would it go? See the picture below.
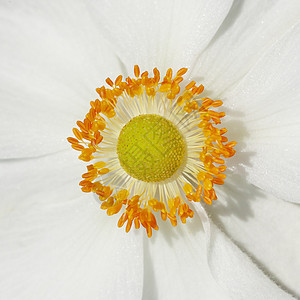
[142,236,158,300]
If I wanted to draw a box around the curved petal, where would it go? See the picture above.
[90,0,233,73]
[191,0,300,98]
[0,151,82,217]
[207,173,300,297]
[193,204,295,299]
[221,22,300,203]
[0,0,122,159]
[0,197,143,300]
[142,219,228,300]
[0,152,143,299]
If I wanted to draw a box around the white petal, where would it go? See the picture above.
[193,204,295,299]
[0,151,82,217]
[0,1,122,159]
[0,152,143,299]
[90,0,233,73]
[192,0,300,98]
[222,22,300,203]
[0,197,143,300]
[142,219,229,300]
[208,173,300,297]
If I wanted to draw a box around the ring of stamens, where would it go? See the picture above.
[68,65,236,238]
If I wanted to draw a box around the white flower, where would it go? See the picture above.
[0,1,300,299]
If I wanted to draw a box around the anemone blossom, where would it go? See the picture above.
[0,1,300,299]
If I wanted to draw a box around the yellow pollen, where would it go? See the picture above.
[117,114,186,182]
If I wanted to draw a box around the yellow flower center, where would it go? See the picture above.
[117,114,186,182]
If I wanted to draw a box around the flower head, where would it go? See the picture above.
[1,0,300,299]
[68,65,236,237]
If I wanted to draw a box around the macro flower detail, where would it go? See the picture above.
[2,0,300,299]
[68,65,236,237]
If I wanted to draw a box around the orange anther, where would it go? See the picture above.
[153,67,160,82]
[71,144,84,151]
[81,186,92,193]
[203,178,213,190]
[171,83,180,95]
[169,217,177,227]
[115,75,123,86]
[107,202,122,216]
[219,165,227,172]
[197,172,206,182]
[79,180,92,187]
[226,141,237,148]
[203,196,212,205]
[220,128,227,135]
[212,178,224,185]
[166,68,173,79]
[202,98,213,107]
[146,225,152,238]
[185,81,196,90]
[211,189,217,201]
[159,83,171,93]
[177,96,185,106]
[125,218,133,233]
[113,88,123,97]
[196,84,204,95]
[134,218,140,229]
[98,168,110,175]
[174,76,183,84]
[176,67,188,76]
[117,212,128,227]
[67,137,79,144]
[183,183,193,195]
[161,211,167,221]
[195,185,202,201]
[134,65,140,78]
[141,71,148,78]
[72,128,83,140]
[105,77,114,87]
[116,189,129,201]
[96,86,106,99]
[76,121,87,133]
[93,161,106,169]
[212,100,223,107]
[216,173,226,180]
[213,157,225,164]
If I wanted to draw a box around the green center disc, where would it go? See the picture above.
[117,114,186,182]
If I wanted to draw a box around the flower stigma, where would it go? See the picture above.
[68,65,236,237]
[117,114,186,182]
